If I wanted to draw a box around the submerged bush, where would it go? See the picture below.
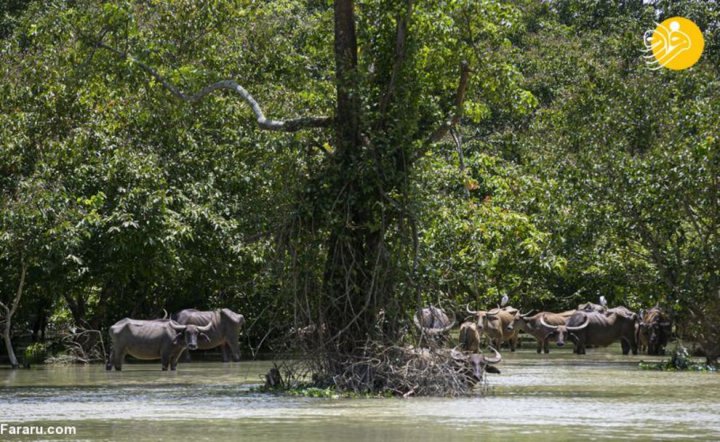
[639,345,717,372]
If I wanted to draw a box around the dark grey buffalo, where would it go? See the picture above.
[175,308,246,362]
[637,306,671,355]
[563,309,638,355]
[106,318,211,371]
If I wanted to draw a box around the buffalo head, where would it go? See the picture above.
[540,314,590,347]
[169,320,213,350]
[451,347,502,381]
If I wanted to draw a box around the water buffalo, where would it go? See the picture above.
[563,309,638,355]
[517,311,572,353]
[175,308,246,362]
[413,306,455,335]
[458,321,482,352]
[637,306,672,355]
[538,314,591,348]
[482,307,520,351]
[107,318,212,371]
[450,347,503,380]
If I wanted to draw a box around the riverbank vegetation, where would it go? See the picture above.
[1,0,718,386]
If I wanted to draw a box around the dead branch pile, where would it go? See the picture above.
[278,338,489,397]
[45,327,106,364]
[331,344,489,397]
[273,308,494,397]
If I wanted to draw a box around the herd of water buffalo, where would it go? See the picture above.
[104,300,671,373]
[415,299,672,359]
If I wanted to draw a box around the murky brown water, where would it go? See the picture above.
[1,344,718,441]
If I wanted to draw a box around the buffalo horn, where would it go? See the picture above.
[466,304,478,315]
[450,348,467,361]
[566,316,591,331]
[520,310,535,318]
[539,315,559,330]
[197,322,213,332]
[169,320,187,331]
[484,346,502,364]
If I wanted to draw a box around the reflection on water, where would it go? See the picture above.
[1,345,718,441]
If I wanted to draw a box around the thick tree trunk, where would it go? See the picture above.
[317,0,399,360]
[320,0,367,356]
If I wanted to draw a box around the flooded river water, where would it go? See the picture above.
[1,345,718,441]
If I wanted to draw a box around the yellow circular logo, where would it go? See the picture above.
[644,17,704,70]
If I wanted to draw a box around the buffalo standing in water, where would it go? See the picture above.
[481,307,521,352]
[637,306,672,355]
[107,318,212,371]
[563,308,638,355]
[517,311,574,353]
[175,308,246,362]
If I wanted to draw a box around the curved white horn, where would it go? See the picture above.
[197,322,213,332]
[169,320,187,331]
[466,304,478,315]
[484,346,502,364]
[566,316,591,331]
[539,315,559,330]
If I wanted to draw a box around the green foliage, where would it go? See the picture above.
[23,342,48,365]
[414,145,562,307]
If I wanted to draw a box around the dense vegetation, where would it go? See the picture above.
[1,0,718,377]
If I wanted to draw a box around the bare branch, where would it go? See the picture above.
[97,43,333,132]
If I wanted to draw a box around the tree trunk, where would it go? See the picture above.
[3,323,18,369]
[319,0,370,356]
[1,259,27,369]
